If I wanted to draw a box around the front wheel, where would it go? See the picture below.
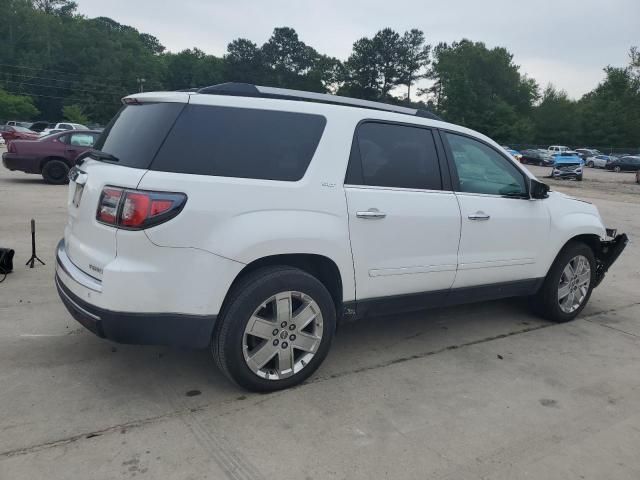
[530,242,595,322]
[614,166,621,173]
[587,161,594,168]
[212,266,336,392]
[576,175,583,181]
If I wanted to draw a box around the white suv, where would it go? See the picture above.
[56,84,628,391]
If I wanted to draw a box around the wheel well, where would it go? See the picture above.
[40,156,69,170]
[228,254,343,312]
[565,234,601,254]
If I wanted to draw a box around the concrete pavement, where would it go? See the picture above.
[1,153,638,479]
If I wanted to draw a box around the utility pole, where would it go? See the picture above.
[137,77,146,93]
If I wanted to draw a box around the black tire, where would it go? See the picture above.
[576,175,583,181]
[587,161,594,168]
[521,158,527,164]
[212,266,336,392]
[530,241,595,323]
[614,166,621,173]
[41,159,70,184]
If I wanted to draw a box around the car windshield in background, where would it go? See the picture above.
[93,102,185,169]
[12,126,34,133]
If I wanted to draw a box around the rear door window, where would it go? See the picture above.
[94,103,185,169]
[151,105,326,181]
[346,122,442,190]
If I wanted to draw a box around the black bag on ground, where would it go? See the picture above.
[0,248,15,276]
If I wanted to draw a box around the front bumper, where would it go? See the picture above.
[2,152,40,173]
[593,233,628,287]
[55,241,217,349]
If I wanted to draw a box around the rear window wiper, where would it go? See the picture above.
[89,150,120,163]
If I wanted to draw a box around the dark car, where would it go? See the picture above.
[28,121,52,133]
[2,130,101,184]
[605,156,640,173]
[519,149,552,166]
[1,125,40,142]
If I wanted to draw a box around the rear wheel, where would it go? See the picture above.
[587,161,594,168]
[212,266,336,392]
[531,242,595,322]
[41,159,69,184]
[614,166,621,173]
[521,158,528,164]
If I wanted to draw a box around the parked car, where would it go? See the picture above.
[41,122,89,136]
[551,152,584,180]
[585,155,613,168]
[28,121,52,133]
[574,148,601,161]
[55,83,627,392]
[1,125,40,142]
[605,156,640,173]
[6,120,33,128]
[548,145,570,155]
[501,146,522,161]
[519,149,553,166]
[2,130,100,183]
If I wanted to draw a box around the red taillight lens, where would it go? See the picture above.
[97,188,123,225]
[96,187,186,230]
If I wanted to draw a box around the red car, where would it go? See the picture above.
[2,130,101,184]
[1,125,40,142]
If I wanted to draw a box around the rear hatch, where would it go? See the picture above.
[64,98,187,280]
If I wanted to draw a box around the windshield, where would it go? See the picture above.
[13,126,34,133]
[94,102,185,168]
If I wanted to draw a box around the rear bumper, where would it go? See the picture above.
[55,240,217,349]
[593,233,628,287]
[2,152,40,173]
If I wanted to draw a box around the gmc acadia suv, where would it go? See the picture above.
[55,83,627,391]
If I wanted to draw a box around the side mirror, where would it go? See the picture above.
[530,179,550,199]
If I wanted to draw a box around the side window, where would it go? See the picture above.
[152,105,326,181]
[445,132,527,196]
[59,124,72,130]
[58,134,70,144]
[69,133,96,147]
[348,122,442,190]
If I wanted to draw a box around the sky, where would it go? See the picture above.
[75,0,639,99]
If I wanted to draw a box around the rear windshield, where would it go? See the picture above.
[151,104,326,181]
[94,103,185,168]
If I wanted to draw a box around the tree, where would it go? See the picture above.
[577,66,640,147]
[224,38,266,84]
[426,40,538,141]
[163,48,224,90]
[341,28,405,100]
[0,88,40,119]
[532,85,579,145]
[398,29,431,102]
[260,27,325,91]
[32,0,77,16]
[62,104,88,124]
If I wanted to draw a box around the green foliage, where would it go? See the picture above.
[0,88,40,120]
[427,40,539,142]
[1,2,636,147]
[62,104,88,124]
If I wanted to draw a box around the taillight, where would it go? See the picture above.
[96,187,186,230]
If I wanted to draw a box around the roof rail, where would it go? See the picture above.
[196,83,442,121]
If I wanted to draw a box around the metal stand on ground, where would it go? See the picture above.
[25,219,45,269]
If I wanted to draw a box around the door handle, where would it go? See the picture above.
[356,208,386,219]
[468,211,490,221]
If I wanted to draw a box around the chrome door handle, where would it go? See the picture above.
[356,208,386,219]
[468,211,490,221]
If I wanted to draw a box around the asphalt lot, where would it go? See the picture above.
[1,150,639,479]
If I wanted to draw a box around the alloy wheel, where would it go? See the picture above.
[557,255,591,314]
[242,291,323,380]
